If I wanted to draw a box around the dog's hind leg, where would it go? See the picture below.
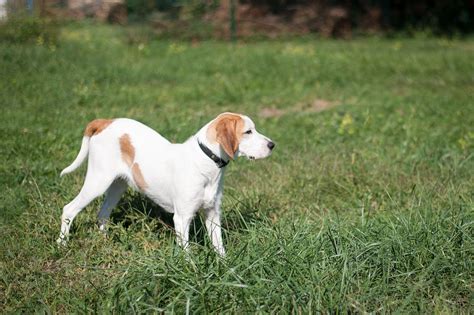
[57,169,116,245]
[97,178,128,232]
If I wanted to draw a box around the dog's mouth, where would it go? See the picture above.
[248,156,256,160]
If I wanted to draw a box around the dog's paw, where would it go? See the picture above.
[98,224,110,238]
[56,237,67,246]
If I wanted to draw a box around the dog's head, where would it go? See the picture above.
[207,113,275,160]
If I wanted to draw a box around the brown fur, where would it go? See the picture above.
[119,133,148,190]
[84,119,114,137]
[207,113,244,158]
[132,163,148,190]
[119,134,135,167]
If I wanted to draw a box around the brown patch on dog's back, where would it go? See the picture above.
[119,134,135,167]
[132,163,148,190]
[84,119,114,137]
[207,113,245,158]
[119,134,148,190]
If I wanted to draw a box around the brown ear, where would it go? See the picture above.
[215,116,242,159]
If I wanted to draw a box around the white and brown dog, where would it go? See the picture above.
[58,113,274,255]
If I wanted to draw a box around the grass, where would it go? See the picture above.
[0,22,473,313]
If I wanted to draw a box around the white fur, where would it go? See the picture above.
[58,113,274,256]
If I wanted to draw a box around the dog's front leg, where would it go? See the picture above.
[173,213,194,251]
[204,208,225,256]
[204,193,225,256]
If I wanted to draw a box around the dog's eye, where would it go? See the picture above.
[244,130,252,134]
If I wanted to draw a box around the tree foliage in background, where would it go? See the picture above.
[240,0,474,34]
[0,14,60,44]
[126,0,219,20]
[129,0,473,34]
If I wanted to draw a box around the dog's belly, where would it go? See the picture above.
[144,187,175,213]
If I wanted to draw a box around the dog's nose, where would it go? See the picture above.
[267,141,275,150]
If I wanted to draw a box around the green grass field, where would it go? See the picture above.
[1,23,473,313]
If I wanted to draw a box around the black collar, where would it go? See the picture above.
[198,141,229,168]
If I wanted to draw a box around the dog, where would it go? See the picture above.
[58,113,274,256]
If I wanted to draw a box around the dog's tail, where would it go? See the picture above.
[60,136,90,177]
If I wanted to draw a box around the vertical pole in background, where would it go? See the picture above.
[230,0,237,42]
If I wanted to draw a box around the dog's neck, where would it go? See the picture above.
[193,124,231,170]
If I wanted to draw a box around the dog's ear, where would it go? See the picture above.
[215,115,242,159]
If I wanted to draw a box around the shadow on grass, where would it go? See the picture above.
[109,193,212,246]
[105,191,275,245]
[113,193,174,229]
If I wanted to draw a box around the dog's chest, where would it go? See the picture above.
[202,174,222,209]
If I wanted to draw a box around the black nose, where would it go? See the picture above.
[267,141,275,150]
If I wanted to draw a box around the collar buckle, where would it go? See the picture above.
[198,141,229,168]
